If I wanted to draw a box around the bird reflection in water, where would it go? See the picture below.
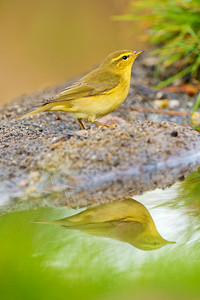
[39,198,175,251]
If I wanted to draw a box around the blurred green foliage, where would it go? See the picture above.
[192,92,200,114]
[117,0,200,87]
[177,168,200,211]
[190,91,200,130]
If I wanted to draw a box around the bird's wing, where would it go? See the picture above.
[61,219,145,241]
[46,72,120,103]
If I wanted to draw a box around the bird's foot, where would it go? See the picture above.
[98,124,117,129]
[92,121,117,129]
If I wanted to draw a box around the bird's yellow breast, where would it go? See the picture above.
[69,74,131,120]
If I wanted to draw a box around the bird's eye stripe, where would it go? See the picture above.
[122,55,129,60]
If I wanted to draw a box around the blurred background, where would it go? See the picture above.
[0,0,146,104]
[1,1,200,299]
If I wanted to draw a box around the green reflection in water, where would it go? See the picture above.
[1,180,200,299]
[177,168,200,211]
[37,198,174,251]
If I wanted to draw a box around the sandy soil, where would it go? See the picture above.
[0,58,200,211]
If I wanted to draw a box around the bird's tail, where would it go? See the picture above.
[32,221,59,225]
[17,106,47,120]
[32,220,71,227]
[17,101,71,120]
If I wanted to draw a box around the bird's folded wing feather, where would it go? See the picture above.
[47,72,120,103]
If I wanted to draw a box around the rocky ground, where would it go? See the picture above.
[1,56,200,212]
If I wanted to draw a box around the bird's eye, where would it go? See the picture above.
[122,55,128,60]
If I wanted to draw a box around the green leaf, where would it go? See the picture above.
[192,92,200,113]
[118,0,200,86]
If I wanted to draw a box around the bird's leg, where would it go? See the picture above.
[88,116,116,128]
[91,121,110,128]
[77,118,85,130]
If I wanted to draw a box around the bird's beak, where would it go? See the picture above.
[133,50,145,57]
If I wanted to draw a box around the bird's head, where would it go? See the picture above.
[100,50,145,74]
[132,233,175,251]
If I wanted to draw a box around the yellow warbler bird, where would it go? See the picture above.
[18,50,144,129]
[36,198,174,251]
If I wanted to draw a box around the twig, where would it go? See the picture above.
[127,105,190,117]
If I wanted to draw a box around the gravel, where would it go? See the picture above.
[0,57,199,212]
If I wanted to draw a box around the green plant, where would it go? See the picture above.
[190,91,200,129]
[192,91,200,113]
[115,0,200,88]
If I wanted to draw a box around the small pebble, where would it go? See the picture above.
[173,78,184,87]
[191,112,200,126]
[27,186,37,193]
[178,175,185,181]
[187,102,193,108]
[19,180,27,187]
[156,91,166,99]
[130,133,136,137]
[170,131,178,137]
[153,99,169,109]
[169,99,180,109]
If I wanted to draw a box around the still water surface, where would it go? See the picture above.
[1,170,200,298]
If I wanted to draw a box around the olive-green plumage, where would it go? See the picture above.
[18,50,144,129]
[36,199,175,251]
